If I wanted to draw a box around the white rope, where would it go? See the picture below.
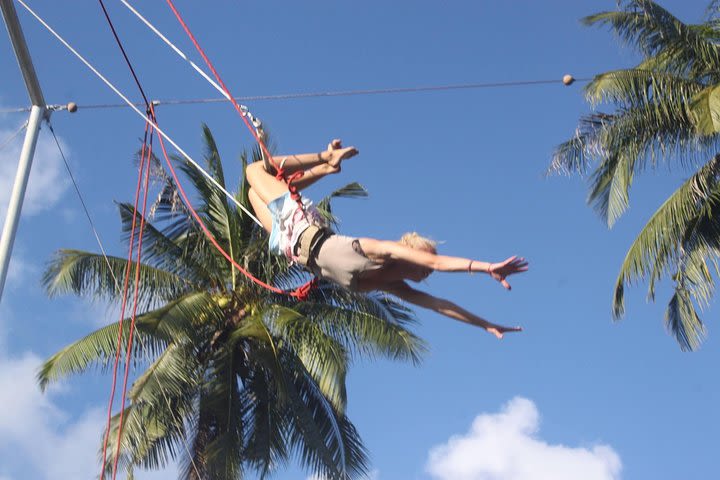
[119,0,228,99]
[0,119,29,151]
[16,0,263,227]
[120,0,265,131]
[45,68,207,480]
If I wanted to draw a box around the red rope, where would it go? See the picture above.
[111,125,155,480]
[94,3,159,477]
[92,11,317,474]
[99,121,150,476]
[152,105,315,300]
[164,0,307,211]
[164,0,317,298]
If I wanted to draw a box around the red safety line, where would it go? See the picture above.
[99,121,151,476]
[111,125,155,480]
[152,105,317,300]
[164,0,307,208]
[164,0,317,298]
[95,2,158,477]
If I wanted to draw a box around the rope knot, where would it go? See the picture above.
[292,278,318,301]
[276,169,305,205]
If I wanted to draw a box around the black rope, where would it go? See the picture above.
[0,77,591,114]
[96,0,151,113]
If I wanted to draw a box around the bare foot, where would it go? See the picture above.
[487,325,522,339]
[322,141,358,169]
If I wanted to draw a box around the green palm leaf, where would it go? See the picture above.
[118,202,215,287]
[43,249,190,309]
[316,182,369,228]
[554,1,720,349]
[583,1,720,76]
[265,305,349,412]
[37,292,215,390]
[42,125,421,478]
[613,155,720,317]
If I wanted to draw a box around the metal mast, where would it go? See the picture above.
[0,0,48,302]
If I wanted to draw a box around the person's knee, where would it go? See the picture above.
[245,161,263,186]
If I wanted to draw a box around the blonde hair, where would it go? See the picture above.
[399,232,437,253]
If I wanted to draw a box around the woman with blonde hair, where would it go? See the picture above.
[245,140,528,339]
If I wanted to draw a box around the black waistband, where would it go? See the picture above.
[308,229,333,265]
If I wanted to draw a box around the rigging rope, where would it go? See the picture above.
[47,121,121,291]
[153,107,319,300]
[47,118,203,478]
[0,120,29,150]
[93,1,156,475]
[164,0,310,207]
[15,0,263,227]
[110,124,153,480]
[0,78,591,114]
[91,2,209,478]
[99,120,150,480]
[163,0,317,294]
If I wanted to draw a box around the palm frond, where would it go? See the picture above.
[279,349,369,480]
[665,285,706,351]
[102,401,189,478]
[37,292,216,390]
[550,114,610,175]
[583,1,720,77]
[584,68,704,108]
[240,365,290,478]
[118,202,215,287]
[294,285,427,365]
[587,152,633,227]
[613,155,720,317]
[689,82,720,135]
[194,344,245,480]
[264,305,349,412]
[316,182,369,228]
[43,249,190,309]
[128,342,201,404]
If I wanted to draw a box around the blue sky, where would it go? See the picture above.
[1,1,718,479]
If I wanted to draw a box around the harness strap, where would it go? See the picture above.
[296,224,333,267]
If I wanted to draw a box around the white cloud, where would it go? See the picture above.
[0,123,70,222]
[0,349,181,480]
[0,352,104,480]
[4,249,38,289]
[426,397,622,480]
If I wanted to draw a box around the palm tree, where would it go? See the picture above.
[39,125,426,479]
[551,0,720,350]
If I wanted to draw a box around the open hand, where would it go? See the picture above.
[487,256,528,290]
[487,324,523,339]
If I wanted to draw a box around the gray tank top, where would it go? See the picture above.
[311,235,382,291]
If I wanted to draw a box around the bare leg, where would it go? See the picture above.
[246,161,337,204]
[248,188,273,233]
[264,139,357,174]
[246,143,358,204]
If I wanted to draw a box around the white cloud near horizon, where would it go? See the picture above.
[0,352,105,480]
[0,122,70,222]
[4,248,39,292]
[425,397,622,480]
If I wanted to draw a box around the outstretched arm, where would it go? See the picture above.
[359,238,528,290]
[383,281,522,339]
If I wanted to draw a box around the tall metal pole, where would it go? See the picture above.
[0,0,48,302]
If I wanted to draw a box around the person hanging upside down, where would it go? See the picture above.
[245,140,528,339]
